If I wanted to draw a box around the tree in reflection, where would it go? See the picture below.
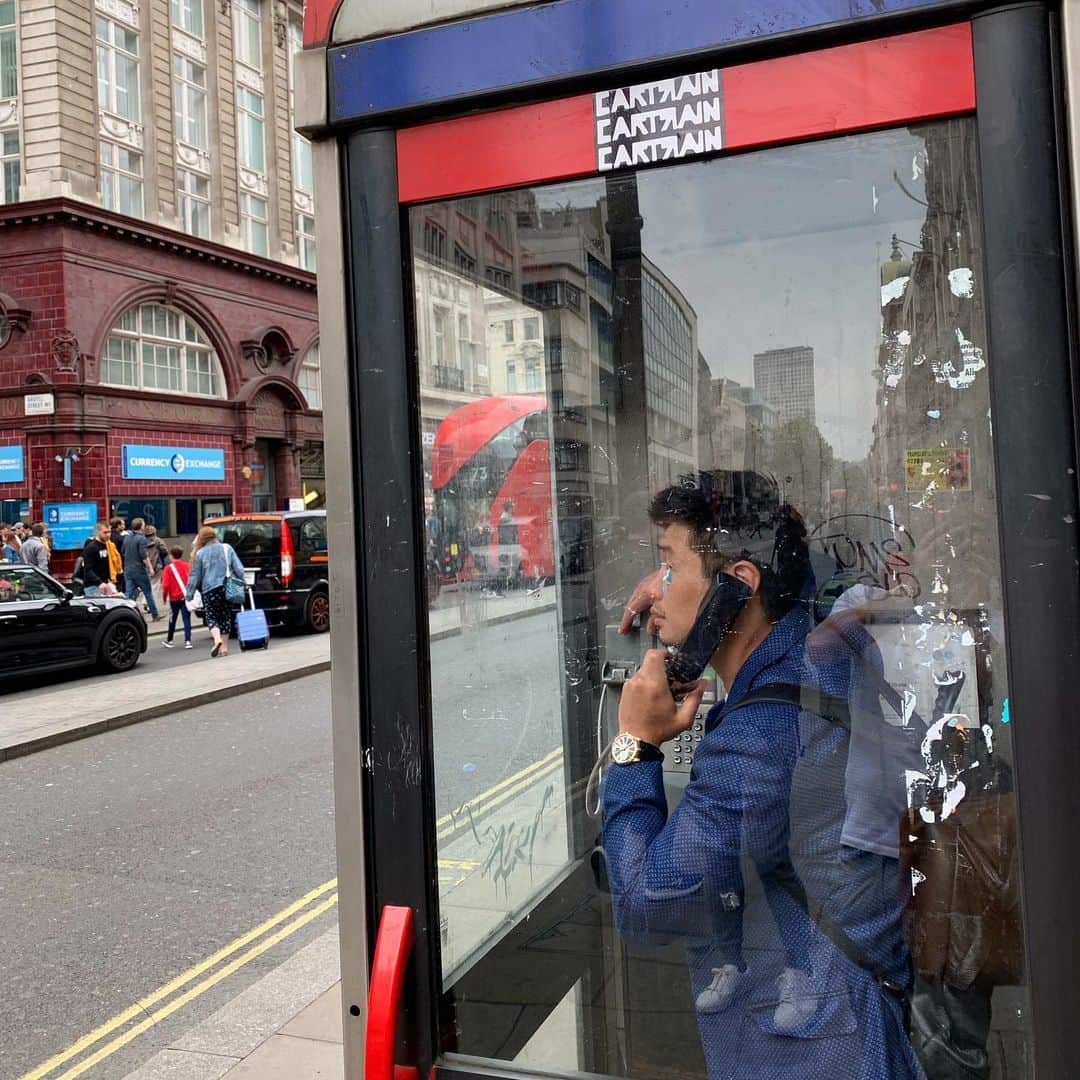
[768,417,835,518]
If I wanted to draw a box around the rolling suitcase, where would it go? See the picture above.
[236,584,270,650]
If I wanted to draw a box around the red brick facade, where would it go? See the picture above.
[0,199,322,576]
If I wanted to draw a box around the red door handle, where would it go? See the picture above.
[366,905,420,1080]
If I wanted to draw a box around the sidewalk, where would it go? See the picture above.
[0,631,332,761]
[121,927,346,1080]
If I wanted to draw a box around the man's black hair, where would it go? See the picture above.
[647,483,809,621]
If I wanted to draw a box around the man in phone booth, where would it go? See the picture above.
[601,482,921,1079]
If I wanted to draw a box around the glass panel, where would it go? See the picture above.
[409,119,1032,1079]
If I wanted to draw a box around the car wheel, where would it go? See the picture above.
[305,590,331,633]
[99,619,142,672]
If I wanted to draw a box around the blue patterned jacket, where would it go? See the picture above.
[601,607,925,1080]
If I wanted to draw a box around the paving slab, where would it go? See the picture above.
[280,984,344,1044]
[218,1033,345,1079]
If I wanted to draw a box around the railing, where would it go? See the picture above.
[425,364,465,391]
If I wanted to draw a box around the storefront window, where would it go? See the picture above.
[101,303,225,397]
[410,118,1031,1078]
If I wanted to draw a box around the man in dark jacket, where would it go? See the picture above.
[81,522,113,596]
[110,517,127,594]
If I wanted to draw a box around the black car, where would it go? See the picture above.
[0,564,148,679]
[205,511,330,632]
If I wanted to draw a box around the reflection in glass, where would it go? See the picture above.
[409,119,1030,1079]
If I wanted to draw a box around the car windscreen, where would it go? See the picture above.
[0,567,60,601]
[211,521,281,560]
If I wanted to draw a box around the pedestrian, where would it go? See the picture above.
[80,521,113,596]
[1,526,19,562]
[144,524,170,609]
[185,525,244,658]
[160,545,193,649]
[109,517,127,594]
[19,523,50,571]
[121,518,162,620]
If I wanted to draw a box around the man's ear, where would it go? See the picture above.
[728,559,761,594]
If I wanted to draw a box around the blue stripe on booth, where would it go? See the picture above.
[330,0,951,122]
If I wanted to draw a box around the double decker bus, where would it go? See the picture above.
[429,394,554,587]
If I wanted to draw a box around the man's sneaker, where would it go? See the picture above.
[773,967,819,1032]
[162,640,174,648]
[184,641,193,649]
[695,963,742,1013]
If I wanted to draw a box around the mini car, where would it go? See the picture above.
[0,564,148,678]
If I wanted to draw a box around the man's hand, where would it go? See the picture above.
[618,649,706,747]
[618,568,662,635]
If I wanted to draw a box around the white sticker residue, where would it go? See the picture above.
[931,328,986,389]
[911,868,927,893]
[948,267,974,298]
[881,275,910,307]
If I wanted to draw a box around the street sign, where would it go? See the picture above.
[24,393,55,416]
[121,444,226,481]
[0,445,24,483]
[43,502,98,550]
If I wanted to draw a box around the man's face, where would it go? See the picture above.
[650,523,712,647]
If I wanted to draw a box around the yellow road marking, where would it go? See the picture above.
[436,747,562,839]
[19,878,338,1080]
[456,756,562,827]
[22,748,566,1078]
[49,894,339,1080]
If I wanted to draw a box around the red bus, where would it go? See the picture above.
[430,394,555,586]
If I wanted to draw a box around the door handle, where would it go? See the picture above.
[365,905,419,1080]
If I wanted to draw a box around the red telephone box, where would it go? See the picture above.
[298,2,1080,1078]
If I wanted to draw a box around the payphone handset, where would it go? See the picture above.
[665,575,752,687]
[587,576,743,812]
[598,624,720,779]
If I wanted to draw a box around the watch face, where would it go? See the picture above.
[611,732,639,765]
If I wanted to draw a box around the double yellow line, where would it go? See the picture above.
[19,879,340,1080]
[21,748,565,1079]
[435,746,563,842]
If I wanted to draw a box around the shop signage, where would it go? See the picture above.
[110,499,169,532]
[595,69,722,171]
[44,502,98,550]
[122,444,226,482]
[0,445,24,483]
[24,393,55,416]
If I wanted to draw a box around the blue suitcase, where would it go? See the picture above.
[237,586,269,650]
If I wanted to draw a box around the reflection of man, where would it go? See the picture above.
[603,485,921,1079]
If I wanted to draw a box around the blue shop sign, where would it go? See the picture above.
[122,444,226,482]
[0,445,24,483]
[44,502,98,550]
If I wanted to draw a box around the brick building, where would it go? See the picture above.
[0,0,321,573]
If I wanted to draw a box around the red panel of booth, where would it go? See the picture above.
[397,22,974,204]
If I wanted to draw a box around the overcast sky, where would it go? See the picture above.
[535,125,934,460]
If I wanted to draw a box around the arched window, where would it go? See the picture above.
[299,343,321,409]
[101,303,225,397]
